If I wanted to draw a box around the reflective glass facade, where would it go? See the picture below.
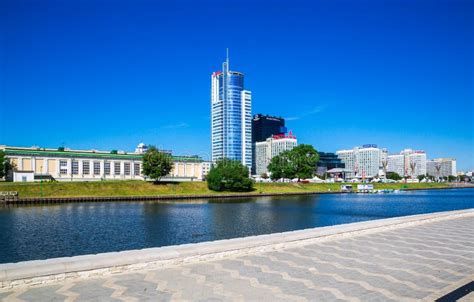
[211,57,252,170]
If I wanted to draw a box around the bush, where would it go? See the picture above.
[386,172,402,180]
[207,159,253,192]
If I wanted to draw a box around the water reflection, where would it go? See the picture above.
[0,189,472,264]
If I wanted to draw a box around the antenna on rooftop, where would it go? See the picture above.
[226,48,229,68]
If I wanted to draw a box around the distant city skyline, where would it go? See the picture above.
[0,0,472,170]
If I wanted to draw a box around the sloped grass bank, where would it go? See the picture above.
[0,180,451,199]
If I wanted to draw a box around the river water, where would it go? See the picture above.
[0,188,472,264]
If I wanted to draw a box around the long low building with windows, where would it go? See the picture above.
[1,145,210,182]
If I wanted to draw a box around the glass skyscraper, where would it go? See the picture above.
[211,53,252,170]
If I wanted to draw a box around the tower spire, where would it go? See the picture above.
[226,48,229,68]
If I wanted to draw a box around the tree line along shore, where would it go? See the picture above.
[0,181,456,199]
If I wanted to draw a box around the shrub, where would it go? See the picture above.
[207,159,253,192]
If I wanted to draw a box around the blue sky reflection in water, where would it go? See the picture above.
[0,188,473,264]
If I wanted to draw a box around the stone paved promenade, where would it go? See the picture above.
[1,210,473,301]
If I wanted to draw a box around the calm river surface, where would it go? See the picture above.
[0,188,473,264]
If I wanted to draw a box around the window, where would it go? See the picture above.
[134,163,140,176]
[93,162,101,175]
[124,163,131,175]
[83,161,90,175]
[72,161,79,175]
[114,162,121,175]
[104,162,111,175]
[59,160,68,175]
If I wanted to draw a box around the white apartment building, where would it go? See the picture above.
[335,150,356,178]
[387,154,405,177]
[408,151,427,177]
[427,158,457,177]
[387,149,427,177]
[336,144,381,179]
[201,161,212,178]
[1,145,208,182]
[255,133,297,176]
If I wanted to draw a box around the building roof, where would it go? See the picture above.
[271,131,296,140]
[3,147,203,163]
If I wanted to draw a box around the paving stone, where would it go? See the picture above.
[0,291,13,300]
[68,279,119,302]
[2,213,472,301]
[114,273,172,300]
[17,285,64,302]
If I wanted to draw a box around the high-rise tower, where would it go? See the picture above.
[211,51,252,170]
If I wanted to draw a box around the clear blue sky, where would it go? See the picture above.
[1,0,473,170]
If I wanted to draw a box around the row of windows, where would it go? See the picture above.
[58,160,140,176]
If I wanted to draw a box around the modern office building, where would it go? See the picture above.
[336,144,381,179]
[1,145,209,182]
[316,152,345,176]
[387,149,427,177]
[252,114,286,143]
[211,52,252,171]
[255,132,297,176]
[427,158,457,177]
[251,114,286,174]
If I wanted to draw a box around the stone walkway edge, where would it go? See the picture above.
[0,209,472,290]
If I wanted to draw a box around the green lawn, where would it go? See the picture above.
[0,180,451,198]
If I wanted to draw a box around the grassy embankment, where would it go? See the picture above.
[0,181,452,198]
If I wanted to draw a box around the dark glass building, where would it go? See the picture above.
[252,114,286,143]
[251,114,286,174]
[316,152,345,176]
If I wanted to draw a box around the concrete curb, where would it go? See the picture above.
[1,209,473,289]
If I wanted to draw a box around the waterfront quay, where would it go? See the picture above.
[0,209,472,301]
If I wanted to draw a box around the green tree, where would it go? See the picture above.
[207,159,253,192]
[110,150,118,154]
[267,144,319,181]
[0,151,5,179]
[448,175,456,182]
[0,151,16,180]
[417,175,425,181]
[142,146,173,181]
[289,145,319,180]
[386,171,402,180]
[268,150,295,180]
[58,146,65,152]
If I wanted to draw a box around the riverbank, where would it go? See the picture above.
[1,209,472,301]
[0,180,464,200]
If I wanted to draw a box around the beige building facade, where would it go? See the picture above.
[1,146,208,182]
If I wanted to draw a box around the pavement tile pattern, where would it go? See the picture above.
[1,215,473,301]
